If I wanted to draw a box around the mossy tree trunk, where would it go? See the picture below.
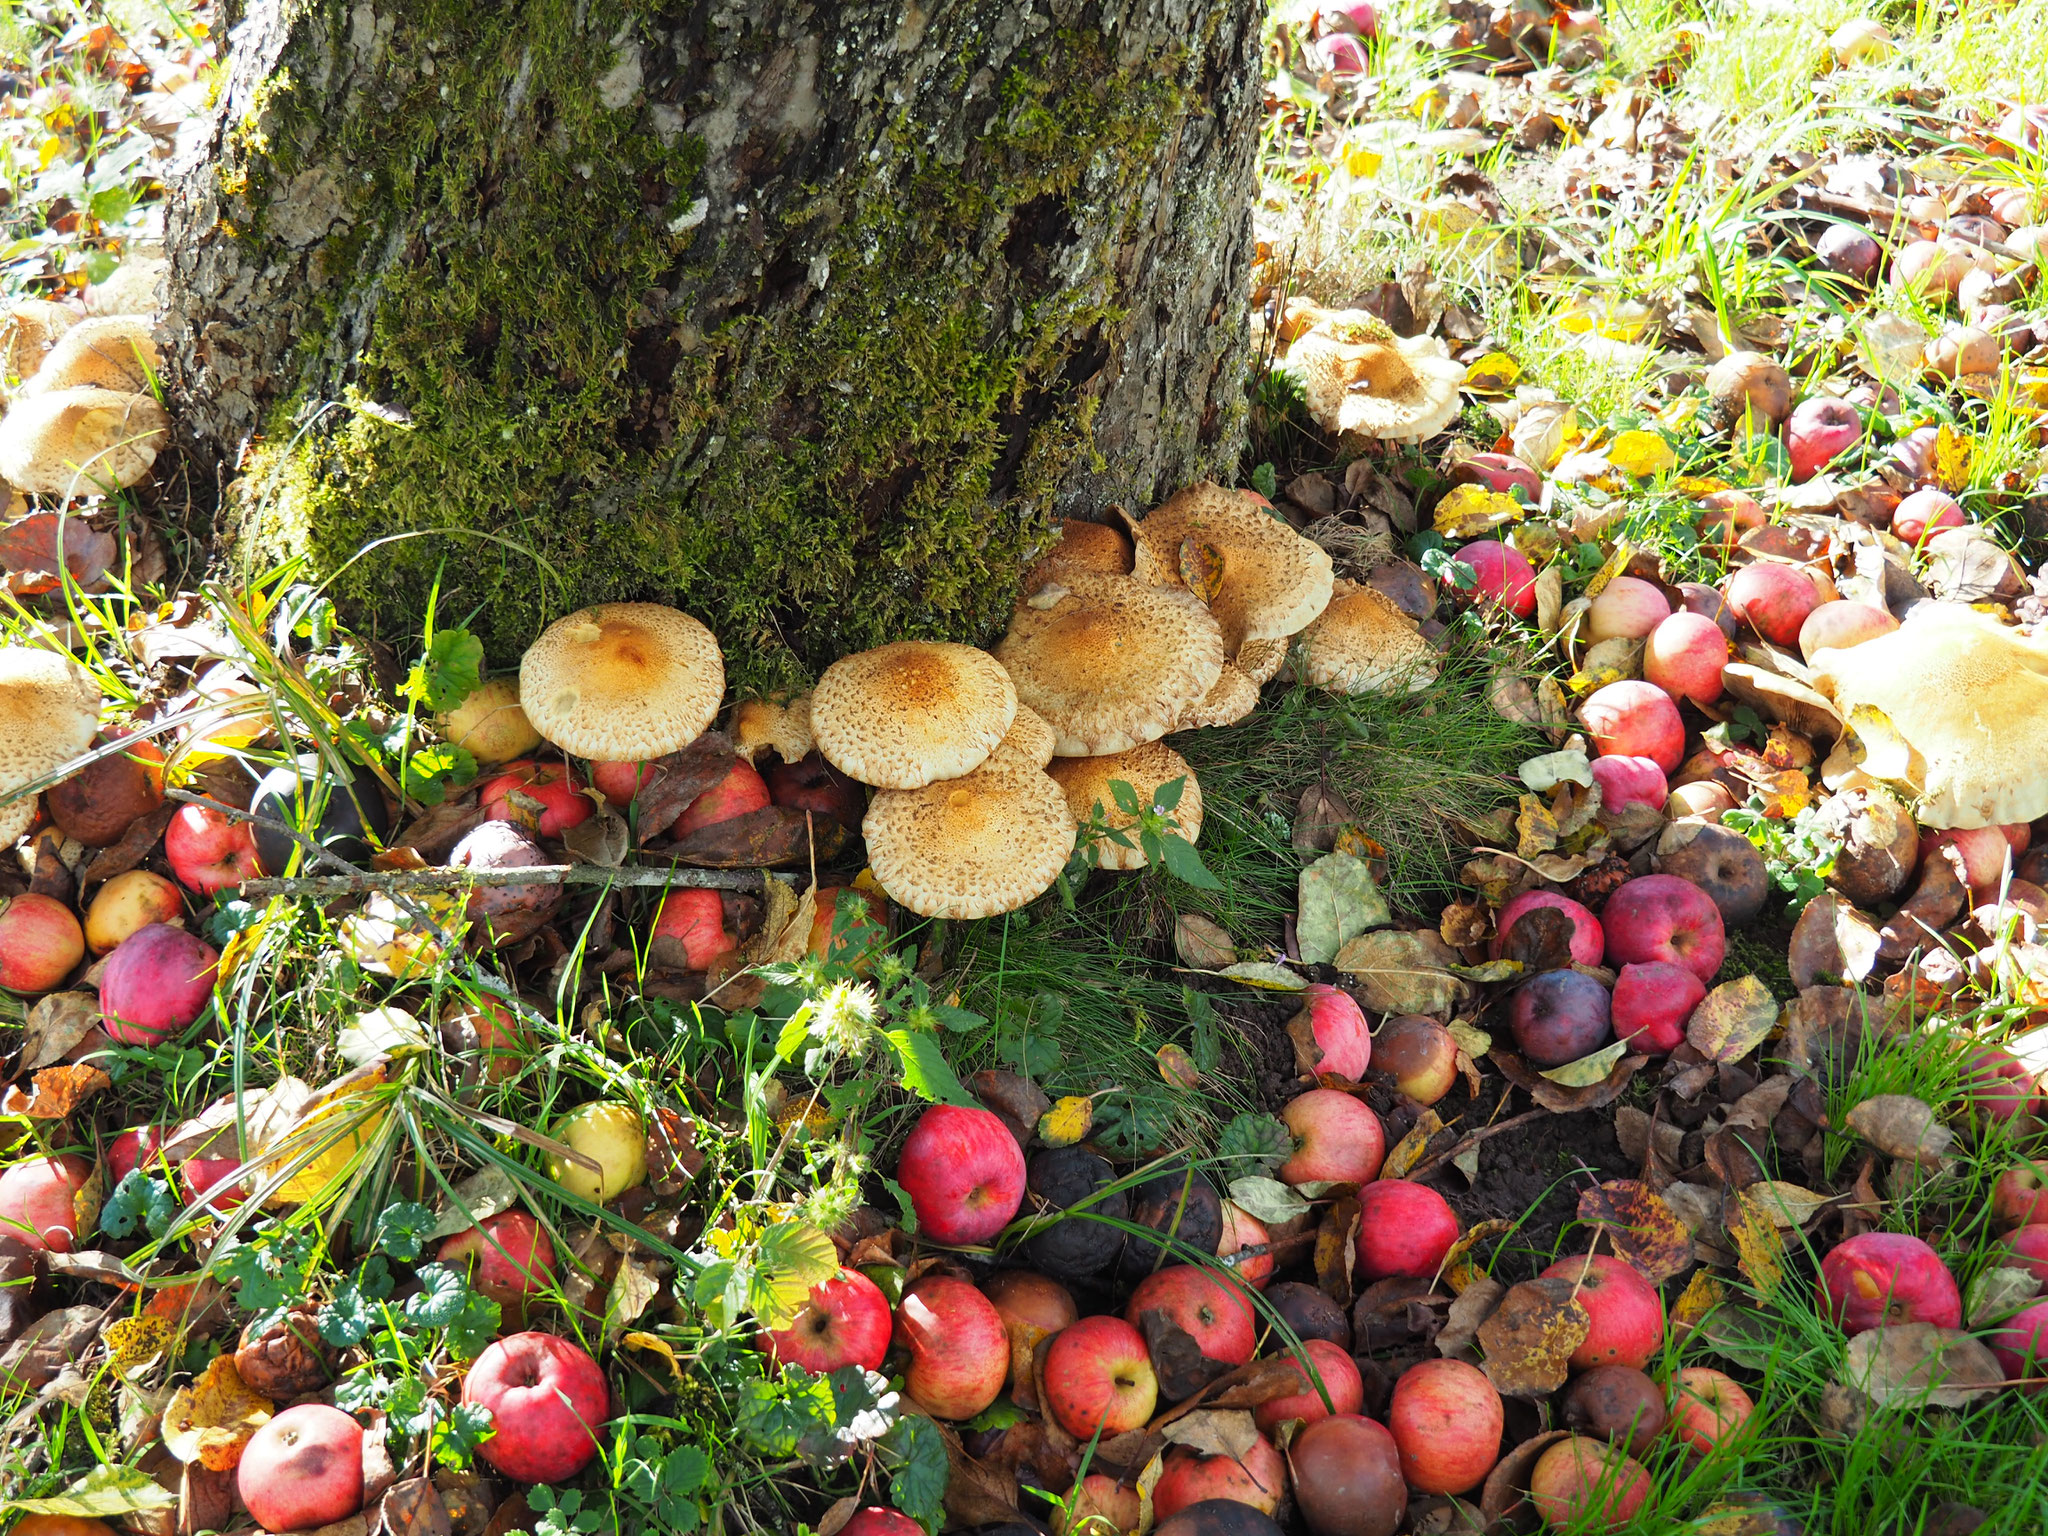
[162,0,1262,691]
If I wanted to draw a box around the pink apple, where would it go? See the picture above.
[164,802,260,895]
[1355,1181,1460,1280]
[673,761,773,837]
[1328,0,1379,36]
[1818,1232,1960,1333]
[1127,1265,1256,1365]
[1372,1015,1459,1104]
[1667,1366,1754,1452]
[1589,755,1668,816]
[1580,681,1685,774]
[0,1154,94,1253]
[1278,1088,1385,1187]
[462,1331,608,1482]
[1643,612,1730,707]
[438,1211,557,1312]
[1601,874,1725,983]
[1922,827,2013,900]
[1891,488,1967,544]
[477,760,592,836]
[1586,577,1672,642]
[1528,1437,1650,1532]
[1452,540,1536,618]
[1724,563,1819,646]
[1042,1315,1159,1437]
[1541,1253,1663,1370]
[0,893,84,993]
[1491,889,1604,967]
[895,1103,1026,1245]
[897,1274,1009,1419]
[650,888,739,970]
[2001,1225,2048,1288]
[1294,983,1371,1080]
[1386,1358,1503,1494]
[590,759,650,807]
[1219,1200,1275,1289]
[1991,1300,2048,1387]
[100,923,219,1044]
[1610,961,1706,1054]
[1056,1475,1142,1536]
[236,1403,365,1533]
[840,1511,923,1536]
[180,1150,249,1214]
[1785,397,1865,482]
[1797,601,1898,662]
[105,1125,166,1185]
[1448,451,1539,499]
[1967,1046,2042,1123]
[1318,32,1369,72]
[1152,1434,1287,1521]
[1254,1338,1364,1433]
[755,1266,893,1375]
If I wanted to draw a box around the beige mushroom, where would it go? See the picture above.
[1810,602,2048,829]
[811,641,1016,789]
[863,759,1076,918]
[1131,482,1335,650]
[732,694,815,767]
[20,316,160,396]
[0,388,168,494]
[988,702,1058,771]
[85,257,167,318]
[439,676,541,766]
[0,645,102,846]
[995,573,1224,757]
[1292,579,1440,695]
[1236,636,1287,686]
[519,602,723,761]
[1176,664,1260,730]
[1049,742,1204,871]
[1023,518,1135,589]
[2,300,77,384]
[1289,312,1467,443]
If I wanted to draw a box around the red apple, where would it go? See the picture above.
[1371,1015,1458,1105]
[1126,1265,1256,1365]
[236,1403,365,1533]
[1317,31,1368,71]
[1056,1475,1143,1536]
[1218,1200,1274,1289]
[1586,577,1671,642]
[1785,397,1865,482]
[1355,1180,1460,1280]
[984,1269,1079,1408]
[1452,540,1536,618]
[1491,890,1604,967]
[1797,601,1898,662]
[590,760,650,807]
[83,869,183,954]
[1922,827,2014,900]
[673,761,772,836]
[1989,1299,2048,1386]
[1448,451,1540,500]
[1601,874,1725,983]
[754,1265,892,1375]
[105,1126,166,1185]
[449,995,528,1083]
[1997,1163,2048,1229]
[1816,224,1883,281]
[180,1150,249,1214]
[1609,961,1706,1054]
[649,888,739,970]
[1667,1366,1753,1452]
[1386,1358,1502,1494]
[163,802,261,895]
[1277,1089,1384,1187]
[1541,1254,1663,1369]
[1967,1046,2042,1123]
[0,1154,94,1253]
[1580,680,1685,775]
[1289,1416,1405,1536]
[0,893,84,992]
[1253,1338,1364,1433]
[1696,490,1770,552]
[462,1332,608,1482]
[1725,563,1819,647]
[839,1511,923,1536]
[764,751,868,832]
[895,1103,1026,1245]
[438,1211,557,1312]
[1589,755,1668,816]
[1508,969,1612,1068]
[2002,1225,2048,1287]
[806,886,890,963]
[1152,1435,1287,1522]
[1643,612,1730,707]
[1294,983,1371,1080]
[897,1274,1009,1419]
[99,924,219,1044]
[477,760,592,837]
[1891,488,1967,544]
[1528,1436,1650,1532]
[1818,1232,1960,1333]
[1042,1314,1159,1437]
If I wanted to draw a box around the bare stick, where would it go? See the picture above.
[234,863,781,898]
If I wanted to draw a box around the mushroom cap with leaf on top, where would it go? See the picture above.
[0,644,102,845]
[811,641,1016,790]
[1131,482,1335,650]
[995,574,1224,757]
[1294,579,1440,695]
[1288,310,1467,445]
[519,602,723,762]
[862,760,1076,919]
[0,387,168,494]
[1810,602,2048,830]
[1049,742,1203,872]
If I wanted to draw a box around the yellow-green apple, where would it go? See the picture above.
[1452,540,1536,617]
[1492,890,1604,967]
[1785,397,1865,482]
[1797,601,1897,662]
[1892,488,1967,543]
[477,759,591,836]
[1541,1253,1663,1369]
[1152,1434,1286,1522]
[0,894,83,993]
[1705,353,1792,430]
[1508,970,1612,1068]
[1055,1474,1143,1536]
[83,870,182,954]
[235,1403,365,1533]
[546,1101,647,1202]
[1385,1358,1502,1494]
[1372,1015,1458,1104]
[1725,563,1819,646]
[1528,1436,1650,1532]
[984,1268,1078,1408]
[1278,1089,1384,1188]
[1218,1200,1274,1289]
[1252,1338,1363,1433]
[1355,1180,1460,1280]
[1126,1265,1256,1366]
[99,923,218,1044]
[462,1331,608,1481]
[897,1274,1009,1419]
[1586,577,1671,642]
[439,677,539,765]
[1292,983,1371,1080]
[650,889,739,970]
[1601,874,1725,983]
[1818,1232,1960,1332]
[1667,1366,1753,1452]
[1042,1314,1159,1437]
[0,1155,94,1252]
[164,801,260,895]
[1580,680,1684,774]
[1611,961,1706,1054]
[1561,1364,1667,1456]
[1288,1415,1405,1536]
[1643,612,1730,707]
[438,1211,557,1314]
[896,1103,1026,1245]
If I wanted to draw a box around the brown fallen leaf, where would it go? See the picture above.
[1,1063,113,1119]
[21,992,103,1069]
[1844,1094,1953,1165]
[1383,1111,1445,1180]
[1436,1275,1505,1358]
[161,1355,274,1471]
[664,804,844,868]
[1575,1180,1692,1283]
[644,1105,704,1195]
[1137,1309,1236,1402]
[1685,976,1779,1063]
[0,509,117,594]
[968,1070,1049,1138]
[1478,1428,1573,1529]
[1492,1048,1647,1113]
[1788,892,1881,989]
[1475,1277,1589,1397]
[1313,1195,1361,1308]
[79,801,175,889]
[1841,1323,2004,1407]
[626,735,737,843]
[1497,905,1577,973]
[1159,1407,1260,1459]
[1175,912,1236,969]
[377,1477,452,1536]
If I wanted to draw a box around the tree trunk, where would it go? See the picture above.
[162,0,1260,691]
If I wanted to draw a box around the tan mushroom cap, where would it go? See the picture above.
[732,694,815,767]
[1294,579,1440,695]
[1049,742,1204,872]
[1024,519,1135,589]
[0,388,168,493]
[995,573,1224,757]
[439,676,541,766]
[988,702,1057,771]
[1236,637,1286,687]
[519,602,723,761]
[20,316,160,396]
[85,257,167,318]
[0,644,102,844]
[1177,664,1260,730]
[1289,312,1466,444]
[812,641,1016,789]
[3,299,76,383]
[863,760,1076,918]
[1810,602,2048,829]
[1132,483,1335,650]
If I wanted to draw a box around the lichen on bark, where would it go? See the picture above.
[164,0,1261,692]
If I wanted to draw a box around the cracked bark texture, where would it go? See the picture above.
[161,0,1261,687]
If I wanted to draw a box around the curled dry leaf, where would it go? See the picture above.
[1725,1189,1787,1296]
[1844,1094,1953,1165]
[1382,1110,1445,1179]
[1475,1277,1590,1397]
[1492,1048,1647,1114]
[1160,1407,1261,1459]
[1740,1181,1837,1230]
[1539,1038,1630,1088]
[1334,929,1473,1015]
[1840,1323,2004,1408]
[1156,1043,1202,1089]
[1174,912,1237,969]
[1,1063,112,1119]
[1684,975,1779,1063]
[161,1355,273,1471]
[378,1477,453,1536]
[1478,1428,1573,1529]
[968,1069,1050,1134]
[1575,1180,1692,1283]
[1436,1274,1505,1358]
[22,991,102,1069]
[1313,1195,1362,1307]
[1966,1266,2039,1329]
[1138,1309,1238,1403]
[1498,904,1577,974]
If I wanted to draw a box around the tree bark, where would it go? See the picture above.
[161,0,1260,690]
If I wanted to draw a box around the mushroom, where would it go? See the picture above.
[1023,519,1135,589]
[1131,482,1335,649]
[1291,578,1439,695]
[732,694,815,767]
[439,676,541,766]
[1176,664,1260,730]
[1049,742,1204,871]
[811,641,1016,789]
[85,257,167,318]
[518,602,723,762]
[0,388,169,494]
[1810,602,2048,829]
[994,573,1224,757]
[1287,312,1467,444]
[19,316,160,396]
[988,703,1058,771]
[862,760,1076,918]
[1236,636,1287,686]
[0,645,103,846]
[2,300,77,384]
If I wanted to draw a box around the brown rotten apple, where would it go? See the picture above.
[1289,1414,1406,1536]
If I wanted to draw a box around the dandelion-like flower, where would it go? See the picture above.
[814,978,879,1058]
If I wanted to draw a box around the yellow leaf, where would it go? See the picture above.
[1037,1096,1096,1148]
[1433,482,1525,539]
[1674,472,1727,497]
[162,1355,273,1471]
[1342,144,1383,179]
[1447,1020,1492,1059]
[1671,1269,1726,1333]
[1729,1190,1786,1296]
[1752,768,1812,819]
[1156,1043,1202,1089]
[37,136,62,170]
[1178,537,1226,604]
[1382,1109,1445,1179]
[1933,423,1973,493]
[1582,541,1637,599]
[622,1331,686,1380]
[106,1316,177,1376]
[1605,429,1677,478]
[1462,352,1522,393]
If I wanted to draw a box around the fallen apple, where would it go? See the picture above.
[1797,600,1898,662]
[1642,612,1729,708]
[1491,889,1604,968]
[1725,563,1819,647]
[1891,488,1968,544]
[757,1266,893,1375]
[1508,969,1612,1069]
[1278,1088,1385,1187]
[236,1403,365,1534]
[477,759,592,836]
[1372,1015,1458,1104]
[83,869,183,955]
[1354,1180,1460,1280]
[1152,1435,1287,1522]
[1126,1264,1256,1366]
[1252,1338,1363,1433]
[1541,1253,1663,1369]
[1042,1314,1159,1437]
[1527,1436,1650,1532]
[163,801,261,895]
[1610,961,1706,1054]
[1217,1200,1274,1289]
[47,735,163,846]
[1588,755,1668,816]
[1294,982,1371,1080]
[1585,577,1671,642]
[650,888,740,970]
[1056,1474,1144,1536]
[99,923,219,1044]
[1818,1231,1961,1333]
[461,1331,609,1482]
[897,1274,1009,1419]
[438,1210,557,1313]
[0,1154,94,1253]
[1452,540,1536,618]
[1601,874,1725,983]
[1288,1415,1405,1536]
[896,1103,1027,1245]
[0,893,84,993]
[1561,1363,1668,1457]
[1667,1366,1754,1452]
[983,1267,1079,1407]
[545,1101,647,1203]
[1580,680,1685,775]
[1385,1358,1501,1494]
[1785,396,1864,482]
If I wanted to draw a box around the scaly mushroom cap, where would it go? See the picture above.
[1811,602,2048,829]
[2,300,77,383]
[1236,636,1287,686]
[85,257,167,318]
[0,388,168,494]
[863,760,1076,918]
[1177,664,1260,730]
[988,702,1058,771]
[732,694,815,767]
[1289,312,1467,444]
[1049,742,1204,872]
[995,574,1224,757]
[1132,483,1335,650]
[1294,579,1440,695]
[1024,519,1136,589]
[0,644,102,844]
[20,315,160,396]
[812,641,1016,789]
[519,602,723,761]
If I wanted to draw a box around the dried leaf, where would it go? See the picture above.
[1518,748,1593,791]
[645,1105,705,1195]
[666,804,844,868]
[378,1478,453,1536]
[1038,1097,1096,1149]
[1931,424,1973,494]
[1333,930,1472,1015]
[1228,1176,1310,1225]
[1684,976,1778,1063]
[1137,1309,1236,1402]
[0,509,117,594]
[1476,1278,1589,1397]
[1844,1095,1953,1165]
[1434,483,1524,539]
[1967,1266,2039,1328]
[1216,961,1308,991]
[1295,852,1391,966]
[1841,1323,2003,1407]
[968,1070,1051,1131]
[1670,1270,1727,1335]
[1313,1196,1361,1308]
[1437,1274,1505,1357]
[0,1063,111,1119]
[1538,1038,1630,1087]
[1726,1190,1786,1296]
[1159,1408,1260,1460]
[0,1464,178,1521]
[1606,429,1676,478]
[1741,1181,1835,1230]
[1156,1044,1201,1089]
[1576,1181,1692,1283]
[1178,538,1226,603]
[22,992,102,1069]
[161,1356,273,1471]
[1382,1111,1445,1180]
[1478,1428,1573,1530]
[1493,1048,1647,1113]
[1498,904,1575,975]
[1174,913,1236,969]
